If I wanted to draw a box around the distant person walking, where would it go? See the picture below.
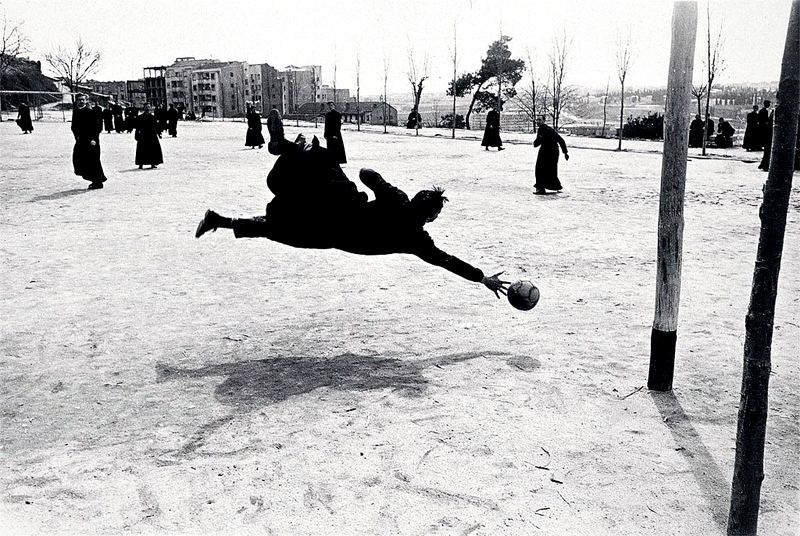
[324,102,347,164]
[742,104,761,151]
[481,106,504,151]
[166,104,179,137]
[758,99,774,171]
[134,103,163,169]
[533,122,569,194]
[71,93,107,190]
[244,105,265,149]
[16,101,33,134]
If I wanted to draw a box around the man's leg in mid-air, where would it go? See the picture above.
[359,168,408,206]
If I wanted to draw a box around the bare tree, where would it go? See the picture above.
[355,52,361,132]
[382,54,390,134]
[602,78,610,137]
[728,3,799,533]
[406,43,429,136]
[547,30,572,129]
[0,6,29,120]
[615,32,634,150]
[450,21,458,139]
[692,84,707,117]
[515,47,541,133]
[44,38,101,104]
[701,4,725,156]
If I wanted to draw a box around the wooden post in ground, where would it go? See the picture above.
[648,1,698,391]
[727,2,800,534]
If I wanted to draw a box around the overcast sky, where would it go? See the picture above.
[3,0,792,95]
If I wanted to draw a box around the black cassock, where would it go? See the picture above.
[71,106,106,183]
[16,103,33,132]
[481,110,503,148]
[135,113,164,166]
[245,110,265,147]
[166,107,179,137]
[533,125,567,191]
[324,109,347,164]
[102,107,114,132]
[742,111,760,150]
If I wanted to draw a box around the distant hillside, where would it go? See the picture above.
[1,57,59,110]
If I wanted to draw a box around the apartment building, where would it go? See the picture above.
[191,61,247,118]
[280,65,322,115]
[165,57,218,114]
[319,85,350,104]
[143,66,167,106]
[247,63,283,114]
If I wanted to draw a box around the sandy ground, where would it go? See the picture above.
[0,118,798,536]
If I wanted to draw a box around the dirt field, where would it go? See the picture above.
[1,118,798,535]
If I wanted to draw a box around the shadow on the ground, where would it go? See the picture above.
[650,391,730,531]
[155,351,537,457]
[29,188,90,202]
[157,351,517,408]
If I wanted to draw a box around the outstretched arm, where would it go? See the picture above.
[414,235,510,298]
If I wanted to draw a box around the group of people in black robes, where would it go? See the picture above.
[70,93,167,189]
[742,100,774,155]
[15,102,34,134]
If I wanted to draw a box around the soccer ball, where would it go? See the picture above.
[507,280,540,311]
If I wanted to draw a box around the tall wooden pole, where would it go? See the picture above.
[648,1,698,391]
[728,2,799,534]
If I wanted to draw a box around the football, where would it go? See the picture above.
[507,280,540,311]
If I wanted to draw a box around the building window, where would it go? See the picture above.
[230,72,234,77]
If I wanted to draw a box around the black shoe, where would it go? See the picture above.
[498,147,505,151]
[266,109,284,155]
[359,168,385,190]
[533,188,546,195]
[195,209,220,238]
[88,182,104,190]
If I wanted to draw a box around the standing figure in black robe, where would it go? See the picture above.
[71,93,107,190]
[91,102,103,130]
[244,105,265,148]
[135,103,164,169]
[742,105,761,151]
[758,100,774,171]
[481,107,504,151]
[533,122,569,194]
[154,104,168,134]
[102,105,114,133]
[166,104,179,137]
[126,106,139,133]
[194,111,511,299]
[16,101,33,133]
[112,102,125,133]
[689,114,704,147]
[324,102,346,164]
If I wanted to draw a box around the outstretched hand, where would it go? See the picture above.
[482,271,511,299]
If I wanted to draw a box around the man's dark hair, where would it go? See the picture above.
[410,186,448,221]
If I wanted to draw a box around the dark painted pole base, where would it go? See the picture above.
[648,328,677,391]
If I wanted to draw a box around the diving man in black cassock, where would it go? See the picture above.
[195,110,510,298]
